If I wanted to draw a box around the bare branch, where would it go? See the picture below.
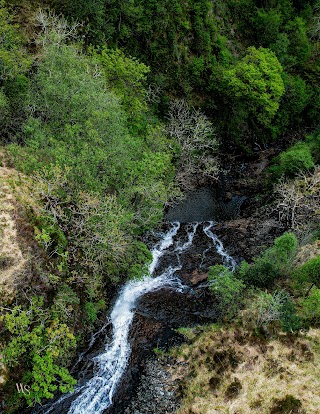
[274,166,320,231]
[33,9,81,47]
[166,99,219,190]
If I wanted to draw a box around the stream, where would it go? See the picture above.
[35,221,235,414]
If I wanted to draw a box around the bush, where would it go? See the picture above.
[84,300,105,324]
[306,130,320,163]
[273,74,310,134]
[241,261,278,289]
[208,265,245,318]
[252,9,283,46]
[275,167,320,230]
[244,290,300,333]
[294,255,320,287]
[299,287,320,327]
[280,294,301,332]
[285,17,311,67]
[269,142,314,178]
[1,297,77,406]
[239,233,297,288]
[127,241,152,280]
[270,395,305,414]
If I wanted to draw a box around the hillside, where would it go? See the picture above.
[170,324,320,414]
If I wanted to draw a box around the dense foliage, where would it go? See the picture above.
[1,0,320,411]
[42,0,320,147]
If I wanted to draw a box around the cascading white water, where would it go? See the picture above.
[41,221,234,414]
[65,221,200,414]
[203,221,236,271]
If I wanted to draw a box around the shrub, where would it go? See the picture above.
[252,9,283,46]
[244,290,300,333]
[51,285,80,324]
[208,265,245,318]
[239,233,297,288]
[0,254,14,269]
[299,287,320,327]
[269,142,314,178]
[306,130,320,163]
[1,297,77,406]
[264,233,298,272]
[280,294,301,332]
[275,167,320,229]
[84,300,105,324]
[294,255,320,288]
[241,261,278,289]
[270,395,305,414]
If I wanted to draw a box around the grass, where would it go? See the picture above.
[170,324,320,414]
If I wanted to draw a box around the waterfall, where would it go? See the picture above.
[40,221,234,414]
[203,221,236,271]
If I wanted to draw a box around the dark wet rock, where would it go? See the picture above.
[165,188,246,223]
[136,288,218,326]
[214,215,281,261]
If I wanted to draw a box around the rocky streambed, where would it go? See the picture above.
[109,152,284,414]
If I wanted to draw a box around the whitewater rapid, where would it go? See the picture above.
[41,221,234,414]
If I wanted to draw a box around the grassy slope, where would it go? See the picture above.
[0,149,29,289]
[171,324,320,413]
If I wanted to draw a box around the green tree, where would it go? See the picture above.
[222,46,285,127]
[92,47,150,121]
[208,265,245,318]
[273,74,310,134]
[239,233,297,288]
[1,297,77,406]
[299,287,320,327]
[252,9,283,46]
[0,1,31,143]
[285,17,311,66]
[294,256,320,291]
[269,141,314,178]
[0,0,30,80]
